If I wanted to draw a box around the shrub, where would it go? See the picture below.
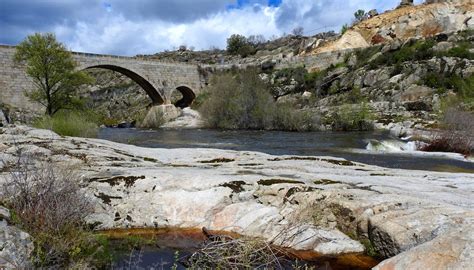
[199,70,320,131]
[139,106,166,129]
[423,74,474,109]
[341,24,349,34]
[329,103,374,131]
[1,154,110,267]
[358,40,436,70]
[184,231,289,269]
[273,103,320,131]
[438,42,474,60]
[226,34,256,57]
[420,107,473,155]
[33,110,98,138]
[200,70,274,129]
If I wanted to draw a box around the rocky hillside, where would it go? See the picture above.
[267,30,473,131]
[18,0,470,130]
[140,31,338,65]
[310,0,473,55]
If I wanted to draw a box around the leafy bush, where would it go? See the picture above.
[139,106,166,129]
[341,24,349,34]
[199,70,320,131]
[226,34,256,57]
[273,103,320,131]
[328,103,374,131]
[33,110,98,138]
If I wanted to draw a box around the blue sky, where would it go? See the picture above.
[0,0,425,56]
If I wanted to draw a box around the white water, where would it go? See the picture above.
[162,108,204,129]
[366,139,419,152]
[365,139,471,162]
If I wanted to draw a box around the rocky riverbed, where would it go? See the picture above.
[0,125,473,269]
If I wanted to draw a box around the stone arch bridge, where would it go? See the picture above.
[0,45,204,113]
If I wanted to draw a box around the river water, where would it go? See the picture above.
[99,128,472,269]
[99,128,474,172]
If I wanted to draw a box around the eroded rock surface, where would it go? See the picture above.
[0,125,473,268]
[0,207,33,269]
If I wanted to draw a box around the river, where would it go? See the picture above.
[98,127,472,269]
[98,128,474,173]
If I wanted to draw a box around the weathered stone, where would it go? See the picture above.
[368,9,379,17]
[0,45,203,116]
[433,41,454,52]
[0,208,33,269]
[374,224,474,270]
[398,0,414,8]
[1,126,473,268]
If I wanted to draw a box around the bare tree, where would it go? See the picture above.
[292,27,304,37]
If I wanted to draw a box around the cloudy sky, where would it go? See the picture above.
[0,0,425,56]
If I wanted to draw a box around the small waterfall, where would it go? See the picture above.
[366,140,419,152]
[162,108,204,128]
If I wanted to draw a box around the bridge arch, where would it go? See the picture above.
[83,65,165,105]
[173,85,196,108]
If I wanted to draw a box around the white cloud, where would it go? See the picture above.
[4,0,421,56]
[55,4,280,56]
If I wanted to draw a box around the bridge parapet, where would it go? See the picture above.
[0,45,203,113]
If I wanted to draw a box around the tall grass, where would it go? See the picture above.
[198,70,320,131]
[33,110,99,138]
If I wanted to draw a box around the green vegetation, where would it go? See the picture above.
[199,69,320,131]
[423,74,474,109]
[14,33,94,116]
[354,38,473,71]
[340,24,349,35]
[138,107,165,129]
[226,34,256,57]
[354,9,366,23]
[440,42,474,60]
[33,110,99,137]
[327,103,374,131]
[371,39,436,69]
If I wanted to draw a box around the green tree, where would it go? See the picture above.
[14,33,93,116]
[354,9,366,23]
[341,24,349,34]
[226,34,256,57]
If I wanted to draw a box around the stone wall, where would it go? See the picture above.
[0,45,204,116]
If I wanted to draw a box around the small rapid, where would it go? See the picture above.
[162,108,204,129]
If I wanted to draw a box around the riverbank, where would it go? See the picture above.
[1,125,473,268]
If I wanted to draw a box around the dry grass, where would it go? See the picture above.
[420,108,473,156]
[184,229,290,269]
[1,150,97,267]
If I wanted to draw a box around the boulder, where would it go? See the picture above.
[400,85,434,102]
[0,109,8,127]
[374,225,474,270]
[398,0,414,8]
[368,9,379,18]
[0,207,33,269]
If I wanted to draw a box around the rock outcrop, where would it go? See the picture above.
[1,125,473,268]
[398,0,414,8]
[310,1,473,54]
[0,207,33,269]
